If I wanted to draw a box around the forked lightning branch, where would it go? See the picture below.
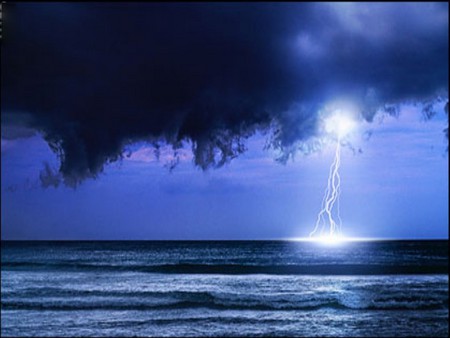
[310,112,356,240]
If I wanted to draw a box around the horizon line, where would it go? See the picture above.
[1,238,448,242]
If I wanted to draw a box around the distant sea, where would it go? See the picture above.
[1,240,448,337]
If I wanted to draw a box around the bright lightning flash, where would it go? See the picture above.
[310,112,356,242]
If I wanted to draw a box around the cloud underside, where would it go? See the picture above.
[1,3,448,186]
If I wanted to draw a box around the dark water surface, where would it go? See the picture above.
[1,240,448,337]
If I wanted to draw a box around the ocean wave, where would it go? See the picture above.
[2,262,448,275]
[2,290,447,312]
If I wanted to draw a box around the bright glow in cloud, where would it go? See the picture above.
[325,112,357,138]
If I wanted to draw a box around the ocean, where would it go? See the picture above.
[1,240,448,337]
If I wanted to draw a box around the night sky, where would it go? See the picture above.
[1,2,448,240]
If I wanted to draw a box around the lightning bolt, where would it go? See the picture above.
[310,138,343,238]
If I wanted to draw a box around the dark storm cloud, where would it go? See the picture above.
[1,113,36,140]
[1,2,448,186]
[39,162,62,189]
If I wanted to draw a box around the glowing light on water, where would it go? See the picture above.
[289,236,380,247]
[310,234,345,246]
[310,112,356,240]
[289,237,380,243]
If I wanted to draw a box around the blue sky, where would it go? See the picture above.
[1,3,448,240]
[2,104,448,239]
